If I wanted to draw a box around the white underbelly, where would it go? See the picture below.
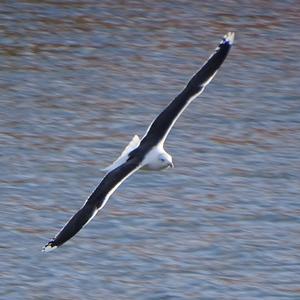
[141,164,167,171]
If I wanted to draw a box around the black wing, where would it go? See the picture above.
[140,32,234,148]
[43,156,141,251]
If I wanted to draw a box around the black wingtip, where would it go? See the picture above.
[221,32,235,46]
[42,239,58,252]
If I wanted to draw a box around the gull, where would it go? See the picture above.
[43,32,234,252]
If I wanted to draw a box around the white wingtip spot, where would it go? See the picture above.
[42,243,57,252]
[223,32,235,45]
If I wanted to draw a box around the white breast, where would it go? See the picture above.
[141,145,165,170]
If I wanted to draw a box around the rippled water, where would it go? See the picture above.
[1,1,300,299]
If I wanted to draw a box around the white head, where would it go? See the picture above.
[142,147,174,171]
[158,152,174,170]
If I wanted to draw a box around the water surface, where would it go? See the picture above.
[0,1,300,299]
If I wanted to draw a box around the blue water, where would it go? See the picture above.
[1,1,300,299]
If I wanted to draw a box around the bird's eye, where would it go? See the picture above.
[160,157,165,162]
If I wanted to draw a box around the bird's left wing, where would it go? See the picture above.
[140,32,234,148]
[43,156,142,251]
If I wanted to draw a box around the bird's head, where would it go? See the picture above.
[158,152,174,169]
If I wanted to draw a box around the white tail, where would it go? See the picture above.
[103,135,140,172]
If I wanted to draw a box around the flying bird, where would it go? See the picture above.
[43,32,234,252]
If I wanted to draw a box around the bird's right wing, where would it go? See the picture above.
[42,156,142,251]
[140,32,234,148]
